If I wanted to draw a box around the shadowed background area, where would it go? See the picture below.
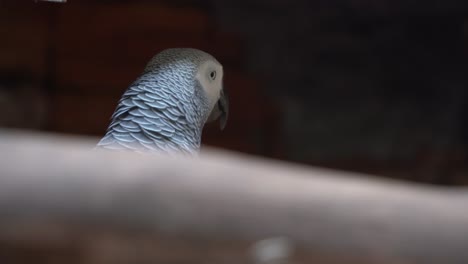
[1,0,468,185]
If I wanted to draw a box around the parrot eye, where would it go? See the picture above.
[209,70,216,80]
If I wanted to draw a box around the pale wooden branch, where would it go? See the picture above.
[0,130,467,264]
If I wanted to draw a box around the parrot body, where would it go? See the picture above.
[97,48,228,155]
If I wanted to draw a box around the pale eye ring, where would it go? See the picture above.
[209,70,216,80]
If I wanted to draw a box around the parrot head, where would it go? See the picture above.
[193,51,229,130]
[145,48,229,130]
[206,87,229,130]
[98,48,229,154]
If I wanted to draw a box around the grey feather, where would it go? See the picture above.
[130,132,154,144]
[112,132,137,143]
[121,98,135,107]
[146,100,169,109]
[136,93,155,102]
[133,100,149,109]
[139,108,160,119]
[120,121,139,130]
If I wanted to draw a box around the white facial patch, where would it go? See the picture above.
[195,59,223,109]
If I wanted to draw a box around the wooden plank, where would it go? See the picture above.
[0,131,467,264]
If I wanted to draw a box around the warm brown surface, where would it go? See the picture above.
[0,131,467,264]
[0,3,49,76]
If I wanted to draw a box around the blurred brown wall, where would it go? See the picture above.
[0,1,281,157]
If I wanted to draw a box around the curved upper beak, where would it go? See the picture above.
[207,87,229,130]
[218,88,228,130]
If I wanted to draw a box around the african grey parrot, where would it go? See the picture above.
[97,48,228,155]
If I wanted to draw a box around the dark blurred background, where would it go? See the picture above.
[1,0,467,185]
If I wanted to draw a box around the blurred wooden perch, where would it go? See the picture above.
[0,131,467,264]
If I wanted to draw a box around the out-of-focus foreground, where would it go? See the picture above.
[0,131,467,264]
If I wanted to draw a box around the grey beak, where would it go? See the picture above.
[218,88,229,130]
[207,87,229,130]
